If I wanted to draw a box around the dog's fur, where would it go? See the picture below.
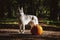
[17,7,39,33]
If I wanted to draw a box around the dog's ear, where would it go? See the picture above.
[20,7,24,13]
[18,7,24,13]
[21,7,23,10]
[18,7,21,13]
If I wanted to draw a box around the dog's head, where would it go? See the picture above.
[17,7,24,17]
[18,7,23,13]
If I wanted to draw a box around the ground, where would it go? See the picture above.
[0,29,60,40]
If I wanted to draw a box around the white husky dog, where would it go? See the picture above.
[17,7,39,33]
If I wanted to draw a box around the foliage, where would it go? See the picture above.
[0,0,60,26]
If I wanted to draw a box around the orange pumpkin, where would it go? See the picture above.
[31,25,43,35]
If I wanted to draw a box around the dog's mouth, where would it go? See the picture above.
[28,21,35,28]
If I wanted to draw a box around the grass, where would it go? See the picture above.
[0,18,60,28]
[39,19,60,28]
[0,18,18,24]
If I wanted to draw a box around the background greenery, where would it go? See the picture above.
[0,0,60,28]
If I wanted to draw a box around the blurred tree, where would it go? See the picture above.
[43,0,59,21]
[0,0,60,21]
[49,0,59,21]
[0,0,6,18]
